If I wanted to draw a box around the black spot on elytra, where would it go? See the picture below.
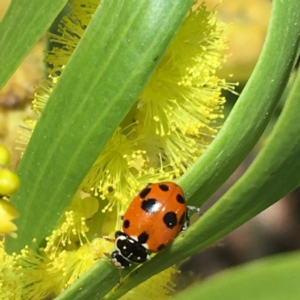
[179,212,186,225]
[141,199,160,214]
[157,244,166,251]
[163,211,177,229]
[139,187,151,198]
[158,183,170,192]
[176,193,185,204]
[123,219,130,229]
[138,231,149,244]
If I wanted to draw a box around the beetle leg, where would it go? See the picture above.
[187,205,201,215]
[181,206,201,231]
[100,235,116,243]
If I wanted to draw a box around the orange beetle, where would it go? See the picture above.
[110,182,200,269]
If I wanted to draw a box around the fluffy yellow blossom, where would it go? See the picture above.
[20,0,230,213]
[19,241,112,299]
[117,266,178,300]
[0,199,19,238]
[44,194,99,257]
[23,0,230,217]
[0,241,23,300]
[0,145,20,238]
[82,4,230,215]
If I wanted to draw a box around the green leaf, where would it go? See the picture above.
[5,0,194,254]
[0,0,68,89]
[179,0,300,204]
[173,252,300,300]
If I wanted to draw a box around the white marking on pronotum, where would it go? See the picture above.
[130,236,138,242]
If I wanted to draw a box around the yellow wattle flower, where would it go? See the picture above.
[0,198,19,238]
[118,267,178,300]
[22,0,231,215]
[44,194,99,257]
[0,144,20,239]
[0,241,23,300]
[80,2,231,216]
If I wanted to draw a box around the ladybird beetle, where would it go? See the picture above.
[109,182,200,269]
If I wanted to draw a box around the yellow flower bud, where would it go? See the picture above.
[0,169,20,195]
[0,144,10,167]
